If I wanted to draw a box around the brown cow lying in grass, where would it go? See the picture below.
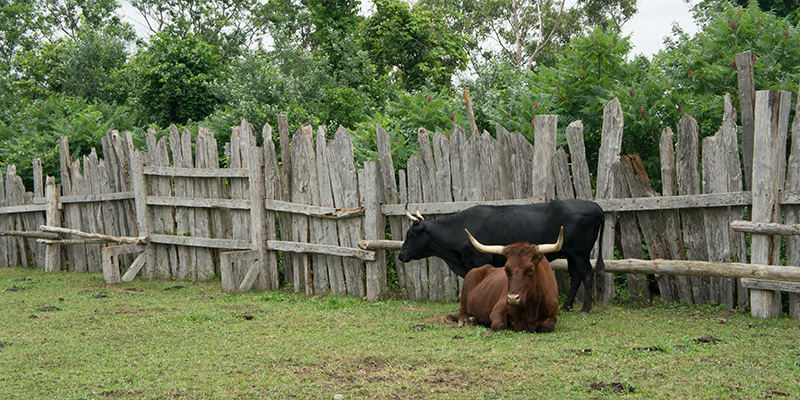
[458,227,562,333]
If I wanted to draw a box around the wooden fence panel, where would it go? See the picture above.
[702,134,735,307]
[619,155,672,300]
[750,90,791,318]
[785,87,800,319]
[0,169,8,266]
[377,125,406,293]
[316,126,346,294]
[330,126,365,297]
[433,132,457,300]
[261,127,280,290]
[290,125,314,294]
[613,160,650,300]
[659,127,693,302]
[595,99,623,304]
[677,114,710,305]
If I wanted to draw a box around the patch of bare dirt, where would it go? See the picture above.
[589,381,635,393]
[693,336,723,344]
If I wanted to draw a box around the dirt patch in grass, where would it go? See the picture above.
[589,381,635,393]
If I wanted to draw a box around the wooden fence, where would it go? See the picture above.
[1,58,799,319]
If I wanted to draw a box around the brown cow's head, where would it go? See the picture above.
[465,227,563,306]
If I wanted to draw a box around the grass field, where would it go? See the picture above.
[1,267,799,399]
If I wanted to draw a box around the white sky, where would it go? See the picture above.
[119,0,701,58]
[622,0,700,56]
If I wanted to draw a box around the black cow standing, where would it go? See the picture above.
[398,199,605,313]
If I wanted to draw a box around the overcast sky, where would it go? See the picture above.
[622,0,700,56]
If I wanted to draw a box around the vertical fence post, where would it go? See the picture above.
[750,90,792,318]
[736,51,756,191]
[44,176,60,272]
[129,150,154,273]
[362,161,386,301]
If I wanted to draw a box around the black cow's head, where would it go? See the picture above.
[466,227,563,306]
[398,210,428,262]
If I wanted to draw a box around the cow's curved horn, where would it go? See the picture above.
[465,229,505,255]
[415,210,425,221]
[537,226,564,254]
[405,210,419,223]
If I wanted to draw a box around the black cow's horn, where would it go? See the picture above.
[538,226,564,254]
[415,210,425,221]
[405,210,419,223]
[465,229,505,255]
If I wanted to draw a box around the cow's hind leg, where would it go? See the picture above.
[579,258,595,313]
[562,265,581,312]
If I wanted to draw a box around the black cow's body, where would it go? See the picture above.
[398,199,605,312]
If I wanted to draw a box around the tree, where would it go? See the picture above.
[659,1,800,135]
[363,0,471,90]
[130,0,270,60]
[129,32,223,126]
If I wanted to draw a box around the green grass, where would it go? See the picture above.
[1,267,799,399]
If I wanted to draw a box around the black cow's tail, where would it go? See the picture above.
[594,217,605,274]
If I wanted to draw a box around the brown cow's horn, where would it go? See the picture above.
[465,229,505,255]
[415,210,425,221]
[405,210,419,223]
[538,226,564,254]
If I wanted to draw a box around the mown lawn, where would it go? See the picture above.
[1,267,798,399]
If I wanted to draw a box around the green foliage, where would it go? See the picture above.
[130,0,270,60]
[659,2,800,136]
[363,0,471,90]
[353,90,468,170]
[0,95,136,187]
[130,32,223,127]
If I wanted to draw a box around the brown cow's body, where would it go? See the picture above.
[458,241,559,333]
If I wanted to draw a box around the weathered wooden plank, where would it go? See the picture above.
[0,169,9,267]
[702,134,735,308]
[146,196,250,210]
[330,126,365,297]
[532,115,557,201]
[677,114,710,305]
[433,132,457,300]
[449,125,467,202]
[262,126,281,290]
[396,169,409,293]
[143,166,250,178]
[43,176,61,272]
[659,127,692,302]
[464,90,479,137]
[566,120,592,200]
[146,133,176,278]
[149,234,250,250]
[405,156,426,300]
[121,248,151,282]
[619,156,671,300]
[784,85,800,319]
[263,199,363,218]
[30,159,45,268]
[750,90,792,318]
[220,250,259,292]
[361,162,386,301]
[550,258,800,283]
[266,240,375,261]
[741,278,800,293]
[381,195,547,216]
[290,125,313,294]
[192,128,215,280]
[7,167,29,267]
[168,126,190,279]
[594,98,624,304]
[80,154,101,272]
[736,51,755,191]
[277,114,294,289]
[316,126,345,294]
[553,148,574,200]
[0,203,49,214]
[613,160,649,300]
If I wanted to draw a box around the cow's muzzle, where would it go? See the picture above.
[506,293,522,306]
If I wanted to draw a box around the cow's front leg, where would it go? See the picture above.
[489,301,508,331]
